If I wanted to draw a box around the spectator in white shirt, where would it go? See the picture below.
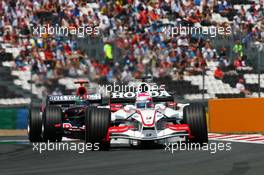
[236,78,251,95]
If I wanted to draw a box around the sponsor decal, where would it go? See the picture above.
[49,95,76,101]
[111,91,171,99]
[87,94,101,100]
[49,94,101,101]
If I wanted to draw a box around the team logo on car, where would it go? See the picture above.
[111,91,171,98]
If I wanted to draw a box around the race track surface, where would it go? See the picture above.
[0,136,263,175]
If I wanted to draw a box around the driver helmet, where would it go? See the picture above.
[76,87,88,105]
[135,92,153,109]
[75,96,89,105]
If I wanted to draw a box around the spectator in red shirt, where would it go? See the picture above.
[214,66,224,79]
[138,8,148,25]
[149,9,159,21]
[64,43,72,56]
[44,47,54,60]
[234,56,242,69]
[3,31,11,43]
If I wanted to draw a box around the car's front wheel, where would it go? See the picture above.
[183,103,208,145]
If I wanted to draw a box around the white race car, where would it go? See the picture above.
[84,88,208,149]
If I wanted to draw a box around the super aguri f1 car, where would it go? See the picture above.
[107,87,208,147]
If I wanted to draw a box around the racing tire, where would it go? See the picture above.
[183,103,208,145]
[28,106,42,142]
[42,106,63,142]
[85,107,110,150]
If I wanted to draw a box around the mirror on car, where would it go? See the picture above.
[155,104,166,110]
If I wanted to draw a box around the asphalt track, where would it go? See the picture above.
[0,136,264,175]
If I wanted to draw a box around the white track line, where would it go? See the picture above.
[209,133,264,144]
[0,140,28,142]
[209,138,264,144]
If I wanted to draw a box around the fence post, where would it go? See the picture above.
[30,62,33,103]
[202,68,205,100]
[258,48,261,97]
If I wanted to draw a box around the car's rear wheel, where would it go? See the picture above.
[28,106,42,142]
[85,107,110,150]
[183,103,208,145]
[42,106,62,142]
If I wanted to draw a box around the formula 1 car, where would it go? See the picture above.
[72,81,208,149]
[108,90,208,147]
[27,80,106,143]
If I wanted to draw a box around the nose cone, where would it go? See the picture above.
[138,109,156,127]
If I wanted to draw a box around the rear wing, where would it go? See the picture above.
[47,94,102,105]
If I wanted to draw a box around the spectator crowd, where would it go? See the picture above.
[0,0,263,95]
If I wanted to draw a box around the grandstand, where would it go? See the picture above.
[0,0,264,105]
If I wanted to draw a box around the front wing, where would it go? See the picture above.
[107,124,191,141]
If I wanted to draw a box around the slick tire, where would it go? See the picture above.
[42,106,62,142]
[85,107,110,150]
[183,103,208,145]
[28,106,42,142]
